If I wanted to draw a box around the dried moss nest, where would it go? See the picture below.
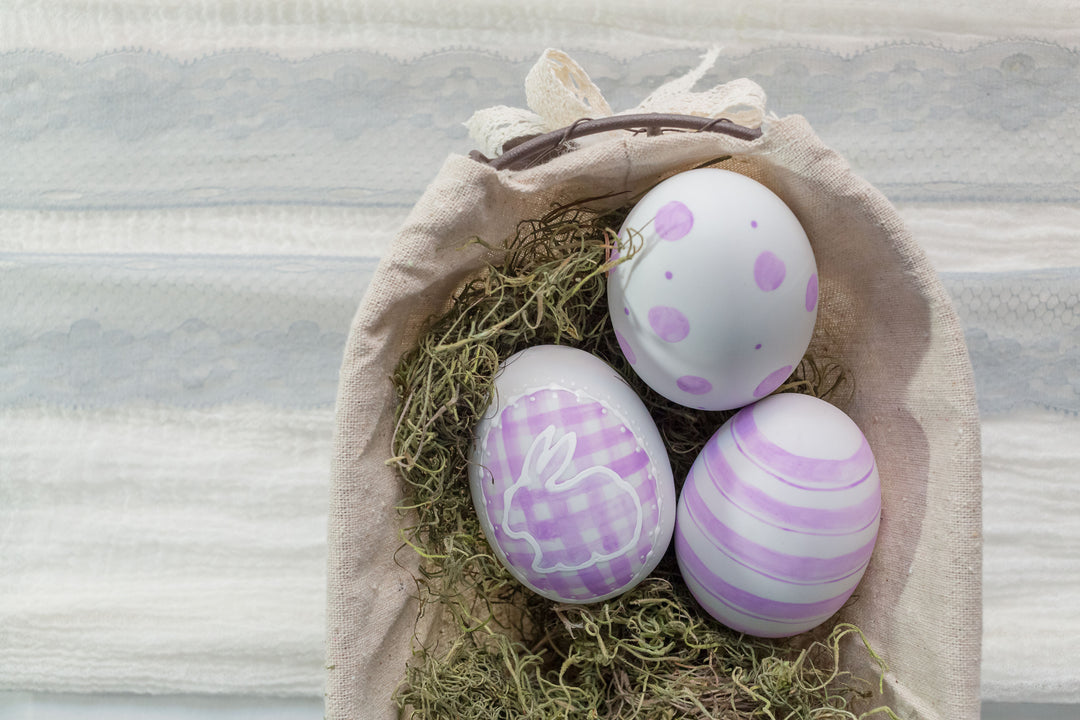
[388,185,900,720]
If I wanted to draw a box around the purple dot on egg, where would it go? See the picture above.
[624,307,630,316]
[806,273,819,312]
[665,271,673,280]
[751,220,758,228]
[755,343,762,350]
[677,375,712,395]
[615,330,638,365]
[753,365,794,398]
[655,201,694,241]
[754,251,786,291]
[648,306,690,342]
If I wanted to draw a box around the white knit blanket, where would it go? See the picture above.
[2,1,1079,715]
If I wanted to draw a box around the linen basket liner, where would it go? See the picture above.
[325,49,981,720]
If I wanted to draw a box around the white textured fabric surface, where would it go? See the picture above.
[2,405,330,694]
[2,0,1079,715]
[980,412,1080,703]
[4,1,1080,60]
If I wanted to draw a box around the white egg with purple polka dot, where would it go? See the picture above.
[608,168,818,412]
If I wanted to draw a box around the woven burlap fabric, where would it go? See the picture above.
[325,112,982,720]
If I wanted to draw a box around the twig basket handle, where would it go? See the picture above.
[470,113,762,171]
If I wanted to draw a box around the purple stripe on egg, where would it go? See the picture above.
[675,531,851,622]
[678,558,836,637]
[572,421,635,456]
[496,403,555,473]
[607,552,637,589]
[578,564,618,597]
[536,567,569,595]
[498,410,531,480]
[606,448,652,480]
[499,395,606,476]
[731,405,876,490]
[526,564,584,600]
[516,543,645,601]
[703,427,881,534]
[522,396,597,442]
[676,501,866,608]
[681,478,877,584]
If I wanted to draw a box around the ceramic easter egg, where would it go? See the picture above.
[608,168,818,411]
[674,392,880,637]
[469,345,677,603]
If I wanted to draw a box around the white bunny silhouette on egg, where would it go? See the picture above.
[501,425,644,574]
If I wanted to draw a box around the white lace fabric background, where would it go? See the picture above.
[2,2,1079,718]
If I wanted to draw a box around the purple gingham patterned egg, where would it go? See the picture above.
[469,345,677,603]
[608,168,818,412]
[675,392,881,637]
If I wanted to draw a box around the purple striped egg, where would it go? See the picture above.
[469,346,676,604]
[675,393,880,637]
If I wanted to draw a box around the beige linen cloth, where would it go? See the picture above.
[326,50,981,720]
